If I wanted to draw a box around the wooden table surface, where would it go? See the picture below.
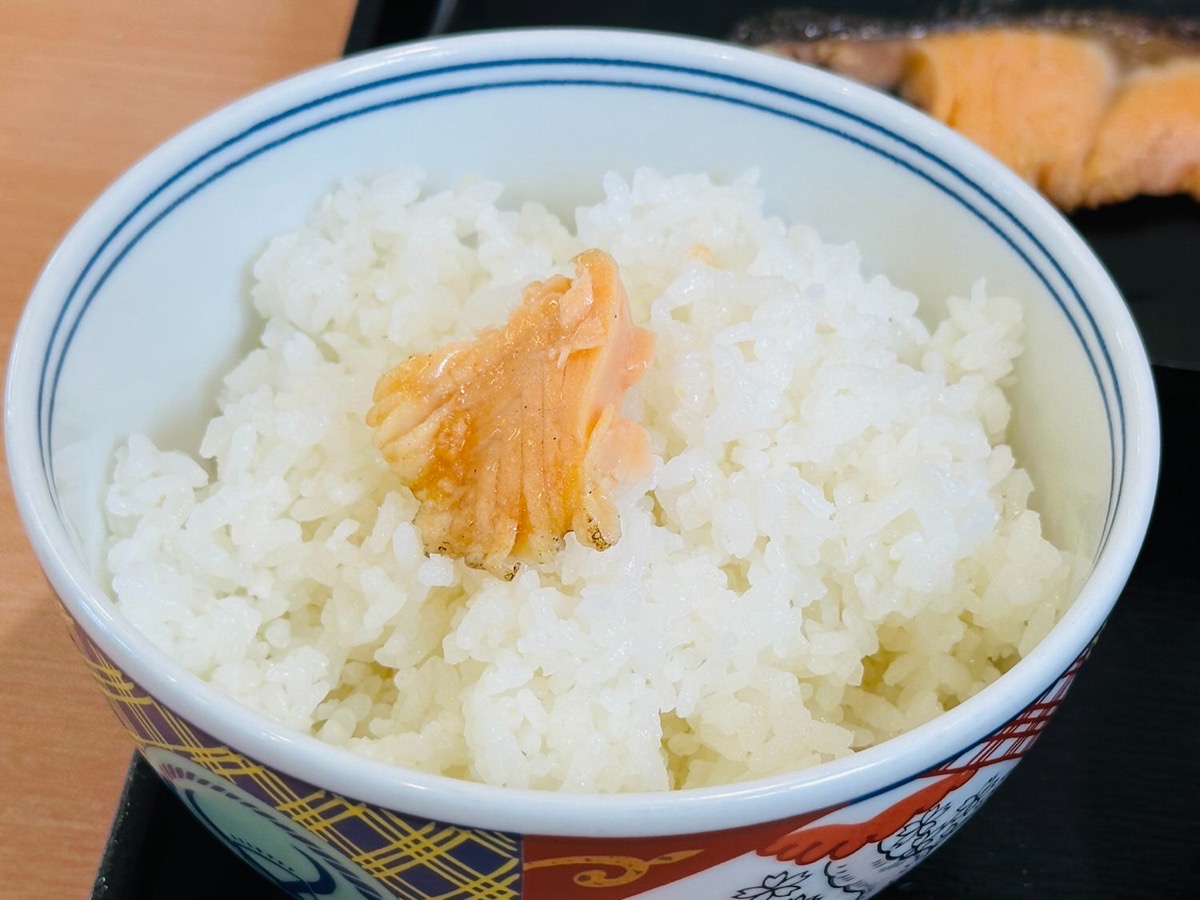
[0,2,356,895]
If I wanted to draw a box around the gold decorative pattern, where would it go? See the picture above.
[524,850,703,887]
[65,616,521,899]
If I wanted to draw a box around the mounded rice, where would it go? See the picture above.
[104,169,1077,792]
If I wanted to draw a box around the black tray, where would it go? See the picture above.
[94,2,1200,896]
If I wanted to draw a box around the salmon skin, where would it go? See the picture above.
[734,7,1200,74]
[734,7,1200,209]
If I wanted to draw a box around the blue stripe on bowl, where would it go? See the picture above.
[37,54,1123,548]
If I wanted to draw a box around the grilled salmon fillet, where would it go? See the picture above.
[744,10,1200,209]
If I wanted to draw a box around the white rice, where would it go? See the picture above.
[104,168,1078,792]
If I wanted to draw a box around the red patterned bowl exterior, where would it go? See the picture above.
[67,615,1087,900]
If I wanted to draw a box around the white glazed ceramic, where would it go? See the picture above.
[6,28,1158,900]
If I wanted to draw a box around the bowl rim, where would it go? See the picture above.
[4,26,1160,837]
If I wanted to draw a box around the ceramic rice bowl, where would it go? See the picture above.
[5,28,1158,900]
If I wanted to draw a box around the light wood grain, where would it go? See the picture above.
[0,2,356,894]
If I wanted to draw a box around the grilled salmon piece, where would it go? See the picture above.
[367,249,655,579]
[1083,58,1200,206]
[746,11,1200,209]
[901,30,1114,209]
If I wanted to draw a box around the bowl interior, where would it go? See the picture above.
[42,38,1115,571]
[8,30,1154,831]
